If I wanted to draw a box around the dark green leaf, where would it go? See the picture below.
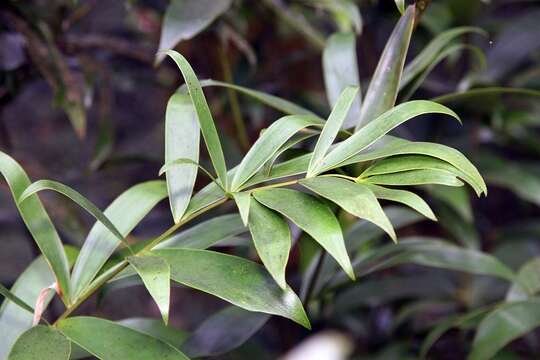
[117,318,189,349]
[8,325,70,360]
[365,184,436,221]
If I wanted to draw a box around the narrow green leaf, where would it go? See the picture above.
[152,249,310,328]
[322,33,361,129]
[308,86,359,176]
[365,184,437,221]
[197,79,319,118]
[182,306,269,358]
[231,115,323,190]
[165,93,200,223]
[248,199,291,289]
[71,181,167,298]
[117,318,189,349]
[432,87,540,104]
[8,325,70,360]
[401,27,486,88]
[183,179,227,219]
[363,169,464,187]
[160,158,222,191]
[471,299,540,360]
[506,257,540,301]
[58,316,189,359]
[166,50,228,189]
[428,185,473,222]
[128,256,171,325]
[262,132,316,176]
[157,214,247,250]
[233,192,251,226]
[320,101,460,173]
[19,180,124,243]
[0,152,71,302]
[300,177,396,241]
[356,5,415,129]
[157,0,232,62]
[394,0,405,14]
[0,284,34,315]
[253,188,355,280]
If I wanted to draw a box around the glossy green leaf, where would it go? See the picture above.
[308,86,358,176]
[19,180,124,244]
[127,256,171,325]
[248,199,291,289]
[506,257,540,301]
[197,79,318,118]
[320,101,460,173]
[301,177,396,241]
[0,284,34,315]
[71,181,167,298]
[231,115,322,190]
[471,299,540,360]
[152,248,310,328]
[157,214,247,250]
[365,184,436,221]
[253,188,354,280]
[322,33,361,129]
[363,169,464,187]
[117,318,189,349]
[58,316,188,359]
[166,50,228,189]
[0,152,71,302]
[8,325,70,360]
[157,0,232,62]
[401,27,486,88]
[233,192,251,226]
[165,93,200,223]
[356,5,415,129]
[182,306,269,358]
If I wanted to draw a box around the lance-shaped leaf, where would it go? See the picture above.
[0,284,34,315]
[71,181,167,298]
[400,27,486,88]
[253,188,354,280]
[165,93,200,223]
[8,325,70,360]
[117,318,189,349]
[182,306,269,358]
[308,86,359,176]
[432,87,540,104]
[262,132,316,176]
[152,248,310,328]
[197,79,318,117]
[394,0,405,14]
[127,256,171,325]
[166,50,228,189]
[231,115,323,190]
[19,180,125,244]
[300,177,396,242]
[356,5,415,129]
[363,169,464,187]
[322,33,361,129]
[58,317,189,359]
[248,199,291,289]
[0,152,71,302]
[233,192,251,226]
[319,101,460,173]
[365,184,436,221]
[471,299,540,360]
[157,0,232,63]
[157,214,247,250]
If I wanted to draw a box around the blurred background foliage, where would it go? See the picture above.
[1,0,540,358]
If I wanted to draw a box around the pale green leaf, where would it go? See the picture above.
[165,93,200,223]
[253,188,355,280]
[58,316,188,359]
[471,299,540,360]
[231,114,323,190]
[71,181,167,298]
[233,192,251,226]
[322,33,361,129]
[127,256,171,325]
[300,177,396,241]
[166,50,228,189]
[356,5,415,129]
[182,306,269,358]
[117,318,189,349]
[152,248,310,328]
[365,184,436,221]
[0,152,71,302]
[395,0,405,14]
[363,169,464,187]
[320,101,460,173]
[248,199,291,289]
[308,86,359,176]
[0,284,34,315]
[8,325,70,360]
